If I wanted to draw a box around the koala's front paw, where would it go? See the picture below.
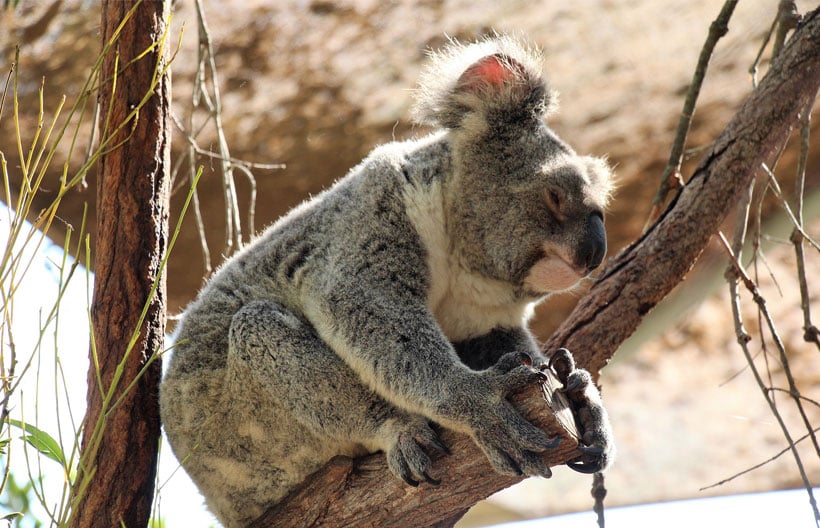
[385,418,448,487]
[469,352,560,479]
[548,348,615,474]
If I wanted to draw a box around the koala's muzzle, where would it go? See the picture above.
[577,213,606,272]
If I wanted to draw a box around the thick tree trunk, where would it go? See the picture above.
[252,8,820,527]
[70,1,171,527]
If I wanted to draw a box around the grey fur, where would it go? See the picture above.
[161,36,615,527]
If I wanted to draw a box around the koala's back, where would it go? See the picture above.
[165,134,448,373]
[160,134,452,524]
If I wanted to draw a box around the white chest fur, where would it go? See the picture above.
[403,181,533,342]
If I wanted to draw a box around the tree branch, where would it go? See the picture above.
[252,9,820,527]
[546,7,820,375]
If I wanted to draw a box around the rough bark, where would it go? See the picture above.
[545,7,820,375]
[252,8,820,528]
[70,1,171,527]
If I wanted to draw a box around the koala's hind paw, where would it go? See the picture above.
[386,419,447,487]
[547,348,615,474]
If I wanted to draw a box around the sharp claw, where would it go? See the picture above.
[402,474,420,487]
[578,444,604,456]
[517,352,533,366]
[548,348,572,369]
[423,472,441,486]
[507,456,523,476]
[430,436,450,455]
[567,459,600,474]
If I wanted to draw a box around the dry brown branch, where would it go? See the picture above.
[544,8,820,375]
[251,8,820,528]
[719,232,820,523]
[714,5,819,524]
[791,106,820,349]
[644,0,738,229]
[700,426,820,492]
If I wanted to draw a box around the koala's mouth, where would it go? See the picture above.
[523,251,586,294]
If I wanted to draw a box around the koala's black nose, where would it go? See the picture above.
[577,213,607,271]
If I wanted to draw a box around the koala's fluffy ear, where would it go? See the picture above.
[412,36,554,131]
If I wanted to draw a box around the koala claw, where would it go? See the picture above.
[427,430,451,456]
[386,421,444,488]
[494,351,534,372]
[567,445,607,474]
[563,369,590,395]
[422,471,441,486]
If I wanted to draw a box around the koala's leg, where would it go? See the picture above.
[229,300,447,486]
[547,348,616,473]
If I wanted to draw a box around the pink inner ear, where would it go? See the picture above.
[458,53,525,90]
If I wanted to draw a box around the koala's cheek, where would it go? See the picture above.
[523,257,583,294]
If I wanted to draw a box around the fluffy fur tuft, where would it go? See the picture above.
[412,35,556,129]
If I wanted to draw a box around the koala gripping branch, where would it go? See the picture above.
[250,372,580,528]
[252,10,820,528]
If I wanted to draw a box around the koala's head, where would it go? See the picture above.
[413,36,613,297]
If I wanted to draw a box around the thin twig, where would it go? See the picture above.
[719,232,820,526]
[760,163,820,251]
[734,231,820,459]
[749,17,778,88]
[644,0,738,230]
[171,113,285,170]
[767,388,820,409]
[700,426,820,491]
[790,103,820,349]
[592,472,606,528]
[193,0,243,255]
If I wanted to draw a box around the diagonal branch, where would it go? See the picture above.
[545,7,820,375]
[252,9,820,527]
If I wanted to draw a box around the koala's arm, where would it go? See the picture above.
[299,216,555,477]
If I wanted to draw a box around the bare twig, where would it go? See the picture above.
[700,426,820,491]
[773,1,802,57]
[719,232,820,526]
[790,104,820,350]
[170,1,283,276]
[644,0,738,230]
[592,472,607,528]
[714,11,820,524]
[193,0,243,256]
[767,388,820,409]
[760,162,820,251]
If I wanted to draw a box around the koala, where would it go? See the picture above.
[160,36,615,527]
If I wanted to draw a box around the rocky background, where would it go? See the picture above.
[2,0,819,526]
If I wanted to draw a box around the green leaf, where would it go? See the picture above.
[7,419,67,468]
